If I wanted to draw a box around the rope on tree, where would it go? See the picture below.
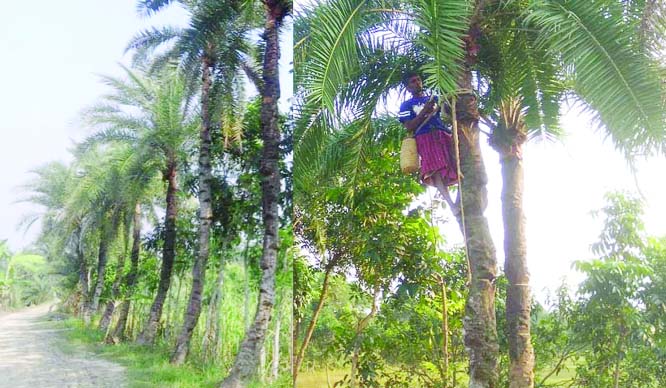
[445,90,472,286]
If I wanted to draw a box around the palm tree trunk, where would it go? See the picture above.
[490,99,533,388]
[456,44,499,386]
[171,54,215,365]
[91,209,122,317]
[77,236,89,318]
[99,253,126,334]
[293,266,332,384]
[100,223,132,333]
[220,2,284,386]
[111,203,142,341]
[90,232,110,314]
[138,161,178,345]
[502,153,534,388]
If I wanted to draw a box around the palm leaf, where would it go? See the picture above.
[526,0,666,157]
[409,0,472,95]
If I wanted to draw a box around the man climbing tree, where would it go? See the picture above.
[399,71,460,215]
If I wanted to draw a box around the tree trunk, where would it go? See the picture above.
[100,225,131,334]
[171,54,215,365]
[220,3,284,386]
[90,232,110,314]
[137,161,178,345]
[293,266,332,384]
[91,209,122,317]
[165,275,177,340]
[98,260,124,334]
[490,99,533,388]
[501,154,534,388]
[77,234,89,318]
[110,203,142,341]
[455,43,499,386]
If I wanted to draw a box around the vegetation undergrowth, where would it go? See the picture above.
[56,317,291,388]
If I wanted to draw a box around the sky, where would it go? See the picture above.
[1,1,664,303]
[0,1,293,254]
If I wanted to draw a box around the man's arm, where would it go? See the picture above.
[403,98,437,133]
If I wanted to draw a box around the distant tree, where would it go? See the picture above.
[127,0,261,364]
[571,193,663,388]
[81,66,197,343]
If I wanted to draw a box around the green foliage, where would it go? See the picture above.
[531,192,666,388]
[0,252,55,309]
[525,0,666,157]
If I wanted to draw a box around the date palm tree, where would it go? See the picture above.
[294,1,666,387]
[220,0,291,386]
[81,65,198,344]
[126,0,260,363]
[19,162,90,313]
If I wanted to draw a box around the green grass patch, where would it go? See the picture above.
[54,317,290,388]
[297,369,347,388]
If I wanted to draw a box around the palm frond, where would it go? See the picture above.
[298,0,369,113]
[410,0,472,95]
[126,26,183,55]
[526,0,666,157]
[137,0,178,16]
[76,128,140,156]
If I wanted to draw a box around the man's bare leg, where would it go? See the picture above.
[431,173,460,216]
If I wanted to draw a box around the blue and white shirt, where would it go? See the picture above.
[398,95,450,136]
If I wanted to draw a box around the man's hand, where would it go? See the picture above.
[403,96,438,133]
[421,97,439,116]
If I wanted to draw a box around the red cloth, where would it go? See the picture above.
[415,130,459,186]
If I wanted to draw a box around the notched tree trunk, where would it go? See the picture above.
[171,53,215,365]
[455,28,499,386]
[99,248,127,334]
[138,161,178,345]
[110,203,142,342]
[220,2,284,386]
[90,232,110,315]
[491,99,534,388]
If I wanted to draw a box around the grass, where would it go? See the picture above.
[53,317,291,388]
[296,369,348,388]
[298,363,576,388]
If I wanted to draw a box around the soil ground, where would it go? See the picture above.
[0,303,126,388]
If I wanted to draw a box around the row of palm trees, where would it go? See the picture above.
[24,0,291,386]
[294,1,666,387]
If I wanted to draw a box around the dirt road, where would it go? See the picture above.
[0,303,127,388]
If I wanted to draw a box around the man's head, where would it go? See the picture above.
[403,71,423,96]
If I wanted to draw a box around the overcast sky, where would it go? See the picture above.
[1,1,663,303]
